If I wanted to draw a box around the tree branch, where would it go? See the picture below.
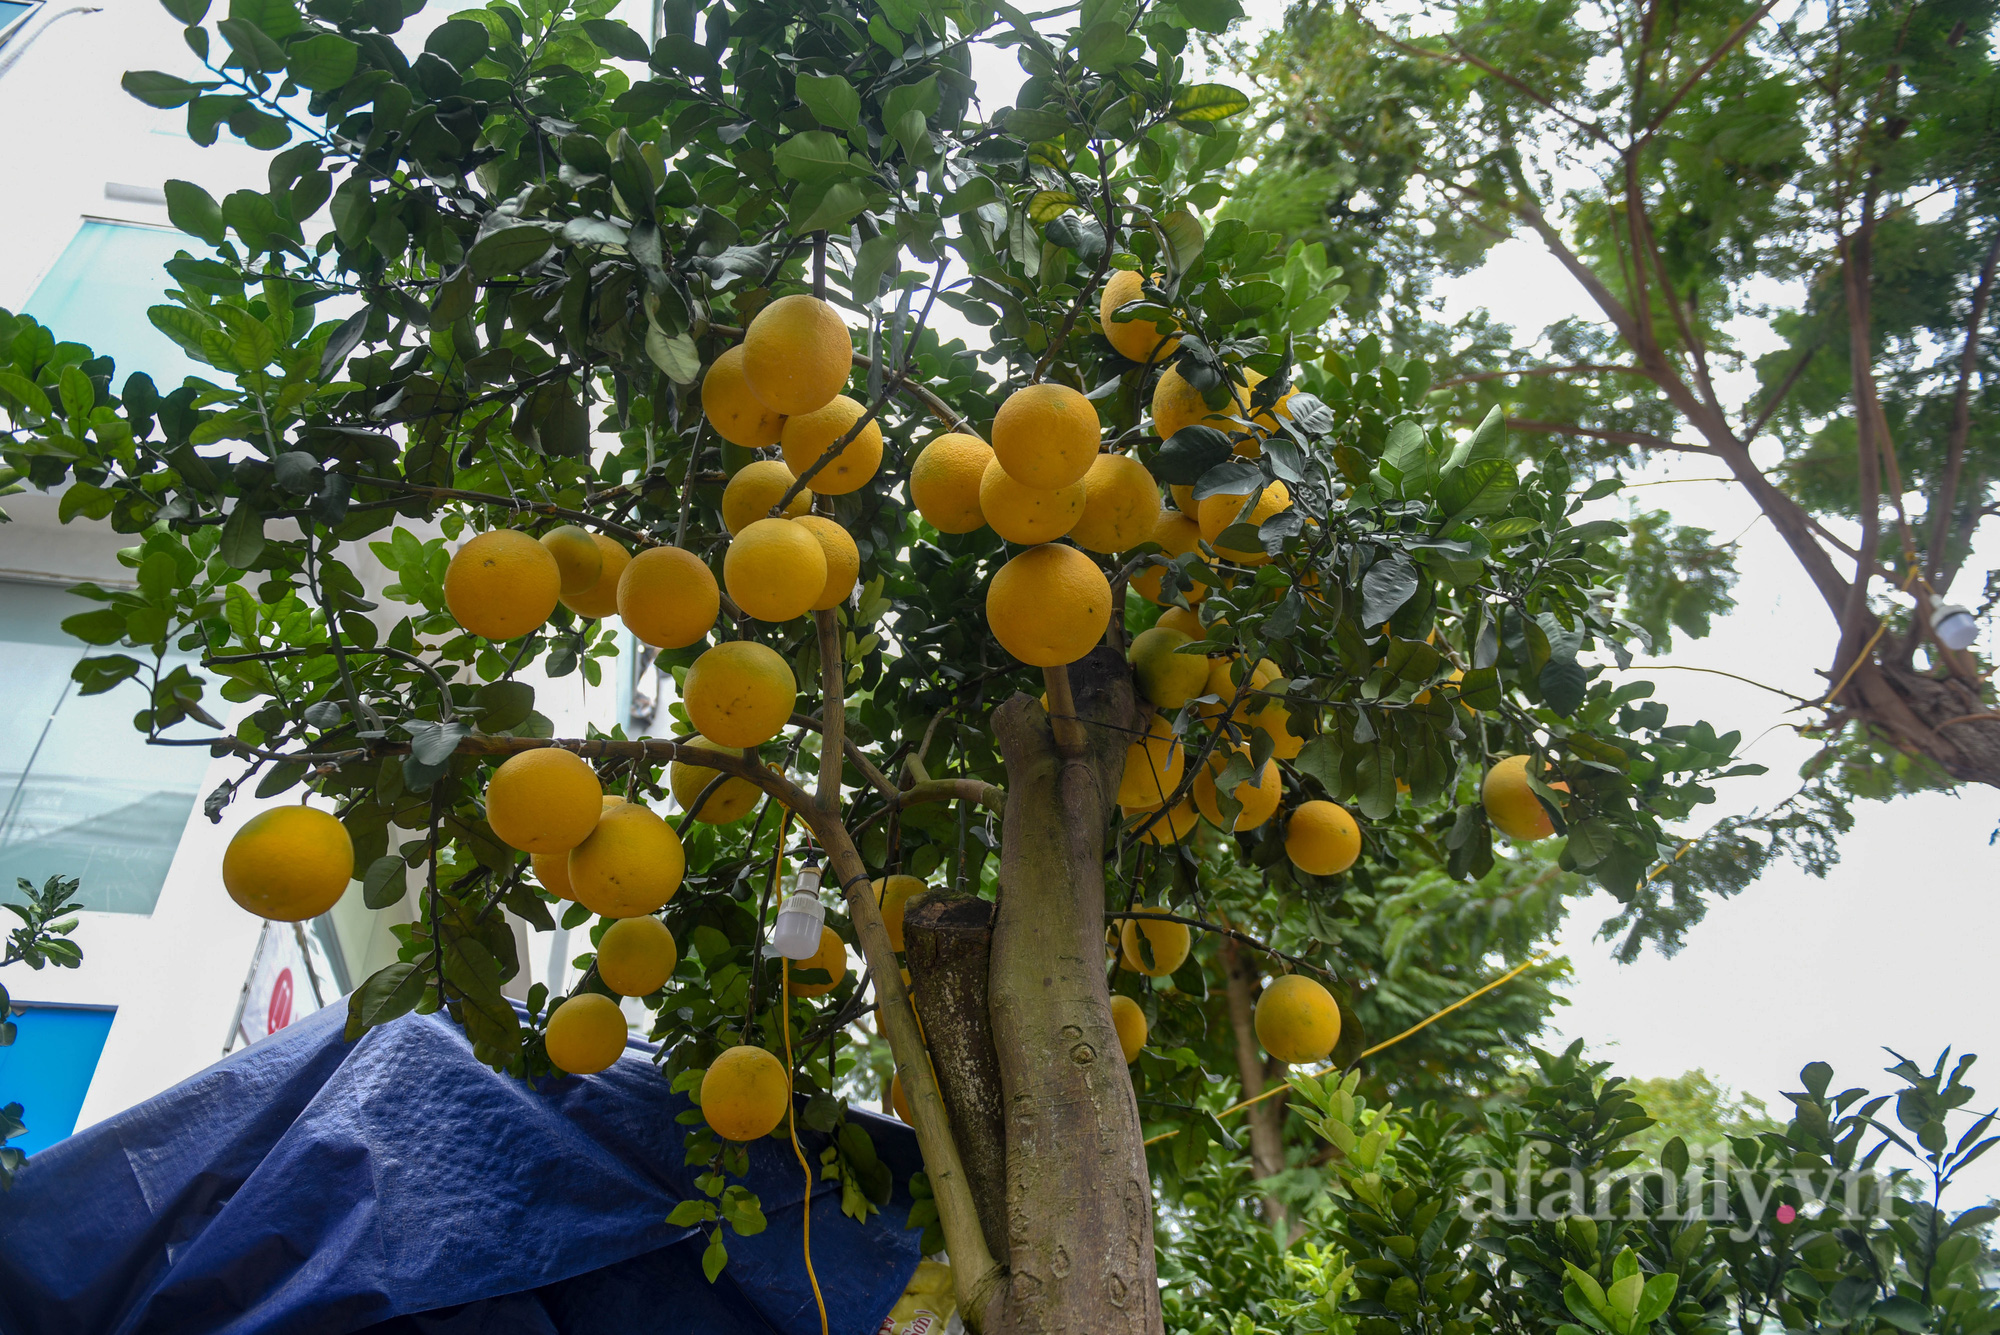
[1925,230,2000,585]
[1431,363,1646,391]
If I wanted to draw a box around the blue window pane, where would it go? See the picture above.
[0,583,212,915]
[0,1,39,41]
[22,221,200,387]
[0,1005,115,1153]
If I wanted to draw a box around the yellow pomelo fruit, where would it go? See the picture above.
[979,456,1084,545]
[872,874,929,952]
[1197,481,1293,565]
[787,925,848,998]
[910,433,993,534]
[724,517,827,623]
[1109,994,1148,1063]
[445,529,562,641]
[669,737,760,824]
[1155,605,1205,639]
[485,748,604,853]
[596,915,679,996]
[1482,754,1564,840]
[532,851,573,901]
[740,293,852,417]
[1169,483,1199,519]
[568,803,686,917]
[1098,269,1179,364]
[1129,626,1209,709]
[1068,454,1163,555]
[560,533,631,620]
[1286,800,1361,876]
[545,992,629,1074]
[1250,698,1305,760]
[795,514,859,611]
[223,806,353,921]
[618,546,719,649]
[781,394,882,496]
[1254,974,1342,1064]
[1120,905,1191,977]
[1116,713,1185,809]
[701,344,785,448]
[1130,512,1206,606]
[985,543,1112,667]
[1192,749,1283,832]
[1199,655,1279,724]
[540,524,603,596]
[683,640,797,747]
[1151,364,1294,450]
[991,383,1100,489]
[702,1045,790,1141]
[720,458,809,535]
[889,1071,913,1124]
[1124,797,1198,845]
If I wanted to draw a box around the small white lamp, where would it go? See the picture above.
[768,853,826,960]
[1933,603,1980,652]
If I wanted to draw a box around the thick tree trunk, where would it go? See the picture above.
[984,647,1159,1334]
[1219,936,1288,1224]
[1840,662,2000,786]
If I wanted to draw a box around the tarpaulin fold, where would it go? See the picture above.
[0,1000,922,1335]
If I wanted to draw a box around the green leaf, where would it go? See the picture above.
[164,180,227,246]
[71,654,144,696]
[666,1199,716,1228]
[1027,190,1076,223]
[1159,209,1205,274]
[645,323,701,384]
[1005,107,1070,140]
[1173,0,1243,31]
[473,681,535,732]
[60,608,129,646]
[122,71,201,109]
[702,1229,728,1282]
[1438,457,1519,523]
[226,0,300,39]
[220,503,266,569]
[1358,553,1419,627]
[344,961,426,1041]
[287,32,358,89]
[796,73,861,131]
[361,854,407,909]
[1154,426,1234,484]
[1170,83,1251,122]
[1635,1273,1680,1327]
[1563,818,1616,869]
[1540,658,1589,715]
[424,18,490,68]
[581,17,650,60]
[774,131,855,183]
[467,225,554,279]
[791,181,867,235]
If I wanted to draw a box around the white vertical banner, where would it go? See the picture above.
[228,922,330,1052]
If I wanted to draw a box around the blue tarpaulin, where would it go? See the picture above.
[0,1001,924,1335]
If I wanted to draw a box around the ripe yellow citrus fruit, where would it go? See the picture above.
[1116,713,1186,809]
[978,456,1084,545]
[669,737,760,824]
[1109,994,1148,1063]
[1170,483,1198,518]
[1483,754,1562,840]
[1120,905,1191,976]
[222,805,354,921]
[787,925,848,997]
[991,383,1100,489]
[909,433,993,533]
[1286,800,1361,876]
[1129,626,1209,709]
[596,915,679,996]
[485,748,604,853]
[1130,512,1206,606]
[568,803,686,917]
[889,1071,913,1124]
[720,458,809,535]
[986,543,1112,667]
[795,514,859,611]
[683,640,797,747]
[1193,749,1283,831]
[781,394,882,496]
[724,517,827,623]
[1124,797,1198,845]
[532,850,574,900]
[701,1045,790,1141]
[1068,454,1163,554]
[445,529,562,641]
[1255,974,1342,1064]
[1199,655,1279,724]
[872,874,929,952]
[1098,269,1179,364]
[1197,481,1293,565]
[1156,605,1205,639]
[701,344,785,448]
[545,992,629,1074]
[618,545,719,649]
[560,533,631,620]
[740,293,852,417]
[1250,698,1305,760]
[540,524,603,596]
[1151,363,1293,450]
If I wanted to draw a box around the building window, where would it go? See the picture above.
[0,582,212,915]
[22,220,200,387]
[0,1003,114,1153]
[0,0,41,46]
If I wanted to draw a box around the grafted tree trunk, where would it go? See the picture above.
[985,646,1159,1334]
[1219,936,1288,1225]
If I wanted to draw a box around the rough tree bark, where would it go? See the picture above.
[984,646,1159,1334]
[1219,936,1288,1225]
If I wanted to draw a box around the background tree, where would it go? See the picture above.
[0,0,1757,1326]
[0,875,85,1189]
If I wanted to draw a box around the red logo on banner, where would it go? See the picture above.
[268,968,295,1034]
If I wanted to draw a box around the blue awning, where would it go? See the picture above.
[0,1001,923,1334]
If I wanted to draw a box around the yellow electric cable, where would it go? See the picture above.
[1820,563,1920,706]
[770,811,827,1335]
[1142,946,1558,1148]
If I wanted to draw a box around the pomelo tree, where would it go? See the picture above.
[0,0,1754,1324]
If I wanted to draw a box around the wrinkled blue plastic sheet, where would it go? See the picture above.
[0,1001,922,1335]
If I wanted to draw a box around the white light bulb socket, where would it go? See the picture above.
[1934,605,1980,652]
[768,858,827,960]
